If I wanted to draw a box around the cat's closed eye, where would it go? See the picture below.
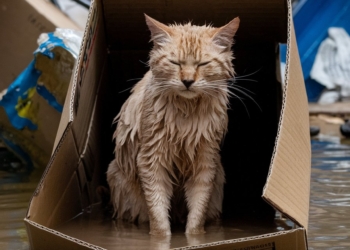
[197,61,211,67]
[169,60,181,66]
[169,60,211,67]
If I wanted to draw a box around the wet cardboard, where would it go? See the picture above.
[25,0,311,249]
[0,0,80,168]
[0,0,80,90]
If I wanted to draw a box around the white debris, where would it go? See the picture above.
[310,27,350,103]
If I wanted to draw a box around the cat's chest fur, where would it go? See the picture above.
[140,83,228,176]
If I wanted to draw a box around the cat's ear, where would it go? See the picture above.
[145,14,172,47]
[212,17,240,50]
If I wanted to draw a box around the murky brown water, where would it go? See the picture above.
[308,139,350,249]
[0,139,349,249]
[55,208,294,250]
[0,148,42,250]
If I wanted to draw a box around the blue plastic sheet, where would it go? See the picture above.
[0,29,81,169]
[0,33,71,130]
[281,0,350,102]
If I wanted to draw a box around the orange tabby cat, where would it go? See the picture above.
[107,14,239,236]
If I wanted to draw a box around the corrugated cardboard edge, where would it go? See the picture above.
[52,66,75,153]
[172,228,306,250]
[24,218,106,250]
[262,0,311,231]
[24,216,304,250]
[25,0,81,30]
[24,3,102,248]
[26,0,96,200]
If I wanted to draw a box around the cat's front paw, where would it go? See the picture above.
[185,227,206,235]
[149,229,171,236]
[149,219,171,236]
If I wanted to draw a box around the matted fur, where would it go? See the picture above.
[107,14,240,236]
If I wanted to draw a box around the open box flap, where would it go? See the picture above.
[262,8,311,229]
[26,0,104,224]
[53,69,75,152]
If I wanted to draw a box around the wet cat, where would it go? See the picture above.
[107,14,239,236]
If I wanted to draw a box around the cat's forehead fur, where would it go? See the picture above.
[169,22,216,36]
[168,23,216,59]
[146,15,240,63]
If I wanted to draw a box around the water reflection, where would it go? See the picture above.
[309,140,350,249]
[0,140,350,248]
[56,205,286,250]
[0,145,42,249]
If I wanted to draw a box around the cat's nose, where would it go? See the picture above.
[182,80,194,89]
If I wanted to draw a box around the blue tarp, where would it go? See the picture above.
[0,33,70,130]
[0,32,74,169]
[281,0,350,102]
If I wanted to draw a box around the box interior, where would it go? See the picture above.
[99,0,286,220]
[26,0,311,249]
[104,43,284,220]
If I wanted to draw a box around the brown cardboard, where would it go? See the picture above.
[25,0,311,249]
[0,0,80,90]
[262,22,311,230]
[0,0,81,168]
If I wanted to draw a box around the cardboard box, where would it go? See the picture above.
[0,0,80,90]
[0,0,81,168]
[25,0,311,249]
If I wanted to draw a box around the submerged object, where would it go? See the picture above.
[310,126,320,137]
[340,121,350,138]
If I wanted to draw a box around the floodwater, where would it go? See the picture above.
[0,138,349,249]
[308,139,350,249]
[0,148,40,250]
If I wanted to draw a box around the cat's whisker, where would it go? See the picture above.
[226,91,251,118]
[198,89,217,98]
[202,84,258,115]
[205,79,258,95]
[127,77,143,82]
[203,85,230,92]
[226,85,251,94]
[212,81,257,97]
[228,86,262,111]
[233,78,258,83]
[154,78,169,81]
[205,79,229,84]
[234,68,262,79]
[152,88,169,95]
[139,60,149,67]
[118,86,134,94]
[227,84,255,94]
[152,85,175,95]
[201,85,227,93]
[202,88,231,96]
[227,85,255,99]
